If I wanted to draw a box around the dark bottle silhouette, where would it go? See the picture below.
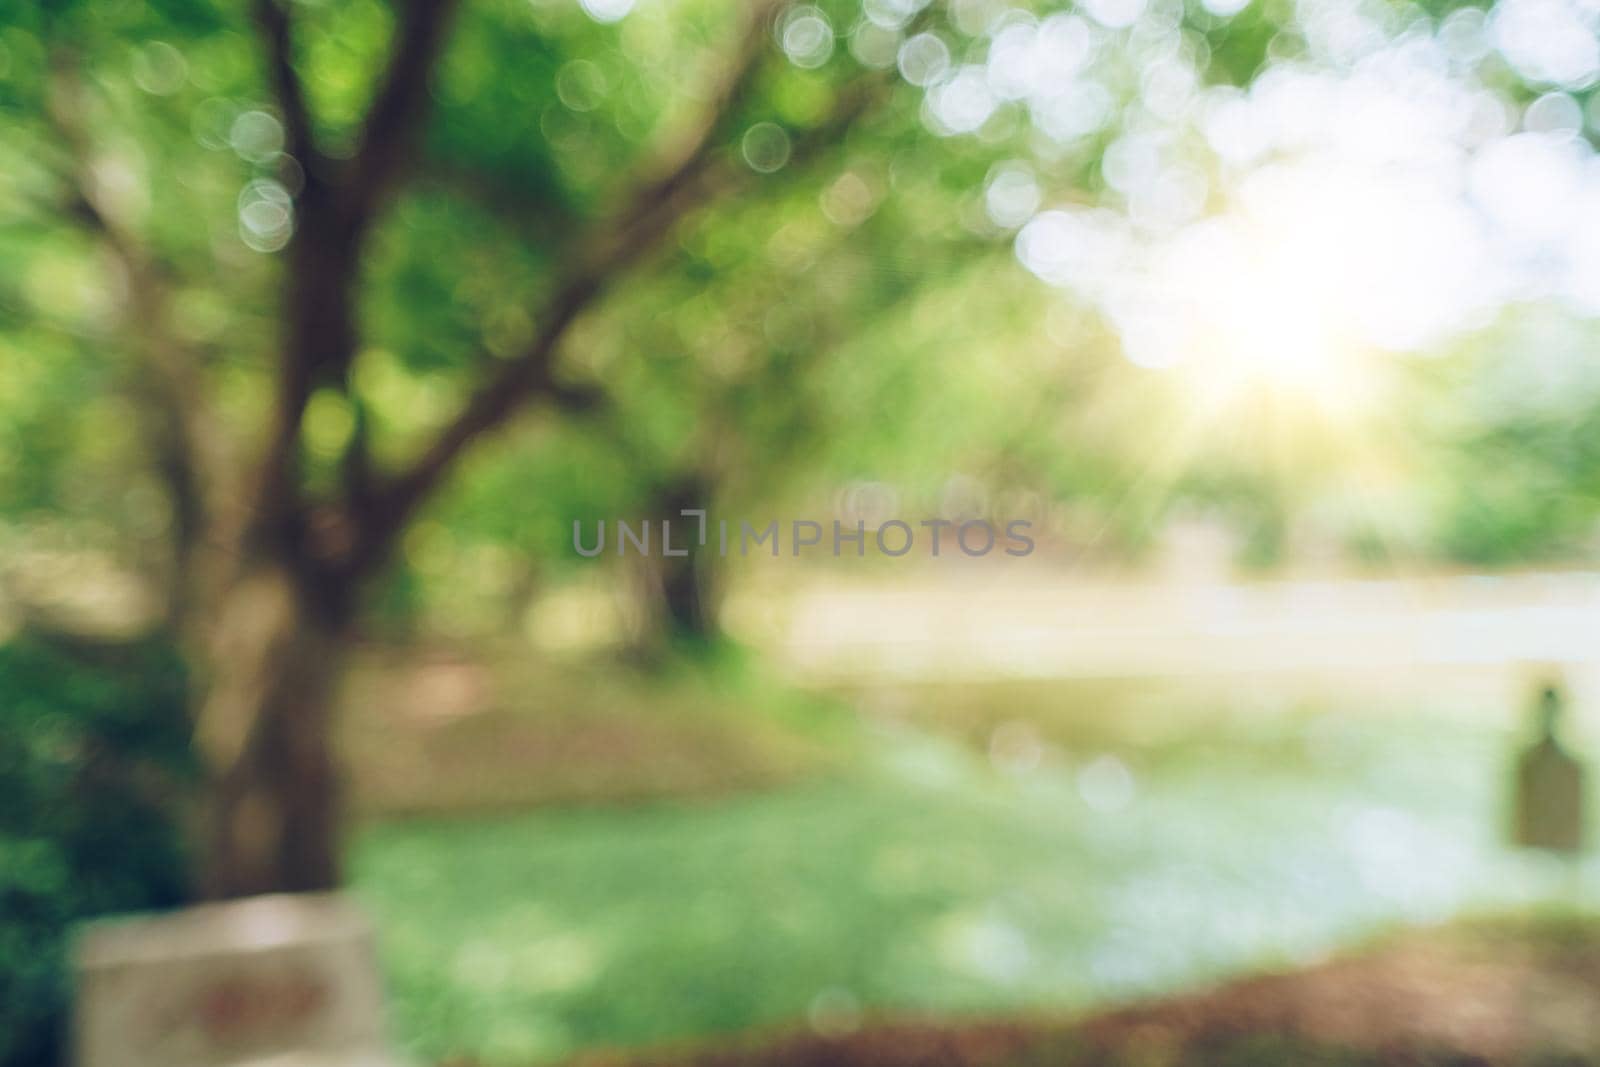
[1510,681,1587,854]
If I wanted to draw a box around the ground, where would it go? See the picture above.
[557,916,1600,1067]
[337,641,1600,1067]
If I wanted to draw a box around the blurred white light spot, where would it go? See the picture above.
[1077,754,1136,813]
[952,0,1002,35]
[850,20,901,69]
[1301,4,1387,61]
[985,21,1036,101]
[1032,80,1112,142]
[132,41,187,96]
[898,32,951,86]
[864,0,924,30]
[1128,165,1208,229]
[985,162,1040,229]
[229,110,283,164]
[821,171,877,227]
[988,720,1044,776]
[741,122,792,173]
[989,12,1096,103]
[1436,8,1491,66]
[237,178,293,253]
[1201,0,1250,17]
[1112,301,1186,369]
[1524,91,1583,134]
[1202,90,1271,165]
[1101,133,1164,196]
[1081,0,1146,30]
[1491,0,1600,88]
[1468,132,1585,245]
[929,65,996,133]
[781,7,835,69]
[1462,90,1516,145]
[578,0,634,23]
[1142,56,1199,121]
[1036,12,1097,66]
[1016,207,1130,288]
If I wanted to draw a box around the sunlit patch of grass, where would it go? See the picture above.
[349,674,1595,1066]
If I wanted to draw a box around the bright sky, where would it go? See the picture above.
[971,0,1600,395]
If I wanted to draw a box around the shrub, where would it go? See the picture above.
[0,630,195,1067]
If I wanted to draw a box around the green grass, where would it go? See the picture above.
[349,679,1595,1066]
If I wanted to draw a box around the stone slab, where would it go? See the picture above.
[74,892,403,1067]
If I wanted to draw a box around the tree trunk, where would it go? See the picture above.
[658,537,718,642]
[632,475,722,653]
[195,561,353,898]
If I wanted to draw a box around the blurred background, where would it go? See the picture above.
[5,0,1600,1063]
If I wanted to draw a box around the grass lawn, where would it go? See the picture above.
[347,666,1598,1066]
[571,915,1600,1067]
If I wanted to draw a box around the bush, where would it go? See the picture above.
[0,630,195,1067]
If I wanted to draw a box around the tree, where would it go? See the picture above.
[10,0,914,897]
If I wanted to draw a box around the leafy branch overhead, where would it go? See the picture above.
[13,0,941,897]
[38,0,904,605]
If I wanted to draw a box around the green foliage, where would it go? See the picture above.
[1417,311,1600,563]
[1193,0,1299,88]
[0,632,195,1067]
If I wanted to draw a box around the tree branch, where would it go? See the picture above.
[252,0,320,173]
[343,0,463,236]
[246,0,462,568]
[349,2,906,567]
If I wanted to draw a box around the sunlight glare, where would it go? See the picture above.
[1109,166,1451,424]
